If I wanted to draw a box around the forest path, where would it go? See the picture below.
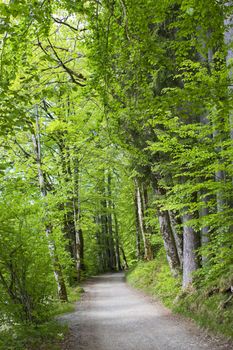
[60,272,232,350]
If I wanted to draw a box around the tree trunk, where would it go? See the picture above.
[168,211,183,268]
[63,207,77,283]
[157,209,181,277]
[152,179,181,276]
[95,215,105,272]
[120,246,129,269]
[32,105,68,301]
[107,174,116,270]
[224,2,233,140]
[113,205,122,271]
[59,144,78,282]
[71,154,85,282]
[199,191,211,264]
[134,188,141,260]
[135,179,153,260]
[213,130,226,213]
[101,198,113,271]
[182,212,201,289]
[206,40,227,213]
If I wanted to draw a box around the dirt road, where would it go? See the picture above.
[60,273,232,350]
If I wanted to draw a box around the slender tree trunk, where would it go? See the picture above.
[206,42,227,213]
[113,205,122,271]
[223,4,233,222]
[101,199,112,271]
[107,174,116,270]
[168,211,183,268]
[59,145,78,282]
[95,216,105,272]
[71,155,85,282]
[213,130,226,212]
[198,112,211,261]
[200,206,209,246]
[224,2,233,140]
[63,206,77,283]
[120,246,129,269]
[32,106,68,301]
[157,208,181,276]
[199,191,211,263]
[72,196,84,282]
[182,211,201,289]
[142,184,154,235]
[152,178,181,276]
[135,179,153,260]
[134,188,141,260]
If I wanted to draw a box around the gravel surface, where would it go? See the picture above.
[60,272,233,350]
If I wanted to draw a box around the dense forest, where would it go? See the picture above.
[0,0,233,347]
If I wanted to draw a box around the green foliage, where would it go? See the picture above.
[50,285,85,318]
[0,321,67,350]
[1,0,233,342]
[0,180,57,324]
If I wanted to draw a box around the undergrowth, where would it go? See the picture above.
[0,285,84,350]
[126,251,233,338]
[0,321,67,350]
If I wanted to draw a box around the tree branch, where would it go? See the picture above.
[47,39,86,86]
[52,16,79,32]
[14,140,31,158]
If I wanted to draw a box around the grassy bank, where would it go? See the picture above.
[0,286,84,350]
[0,321,68,350]
[126,252,233,339]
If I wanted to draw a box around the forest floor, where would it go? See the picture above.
[59,272,233,350]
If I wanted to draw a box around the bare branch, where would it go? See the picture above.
[14,139,31,158]
[52,16,79,32]
[47,38,86,86]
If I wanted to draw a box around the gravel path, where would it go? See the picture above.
[60,272,233,350]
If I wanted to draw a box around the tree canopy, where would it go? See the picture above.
[0,0,232,340]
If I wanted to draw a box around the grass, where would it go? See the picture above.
[174,286,233,338]
[126,251,181,308]
[50,285,84,317]
[0,285,84,350]
[126,251,233,339]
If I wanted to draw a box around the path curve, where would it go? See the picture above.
[60,272,232,350]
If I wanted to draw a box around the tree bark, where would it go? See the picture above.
[152,178,181,276]
[32,105,68,301]
[120,246,129,269]
[72,155,85,282]
[134,187,141,260]
[199,191,211,263]
[182,211,201,289]
[113,204,122,271]
[135,179,153,260]
[95,215,105,272]
[224,2,233,140]
[168,211,183,268]
[107,174,116,270]
[59,143,78,282]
